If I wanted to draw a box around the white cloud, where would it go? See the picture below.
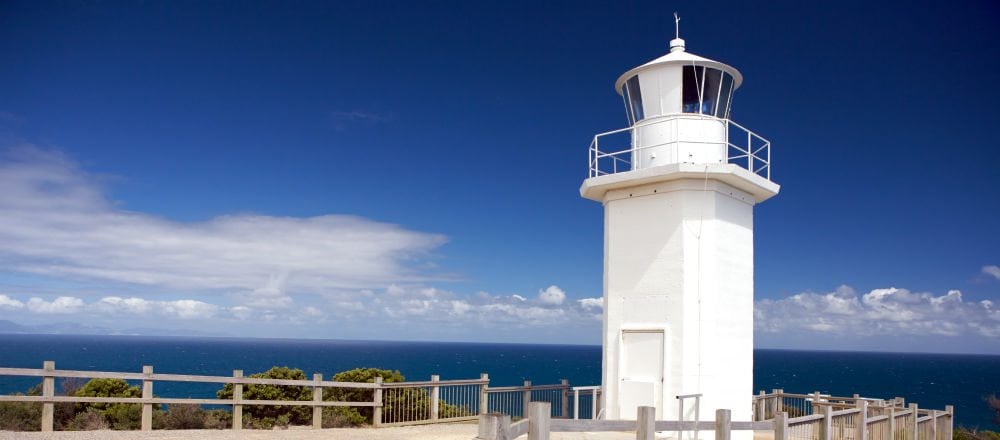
[578,297,602,310]
[511,294,526,302]
[756,286,1000,338]
[159,299,218,319]
[25,296,84,314]
[95,296,152,314]
[0,146,448,304]
[538,285,566,305]
[91,296,218,319]
[983,265,1000,281]
[0,294,25,309]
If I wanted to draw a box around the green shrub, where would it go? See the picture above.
[0,398,41,431]
[217,366,312,428]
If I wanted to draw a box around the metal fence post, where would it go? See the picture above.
[528,401,551,440]
[312,373,323,429]
[522,380,531,418]
[638,406,656,440]
[430,375,440,420]
[716,409,731,440]
[573,389,580,420]
[41,361,54,432]
[141,365,153,431]
[232,369,243,431]
[373,376,383,427]
[480,373,489,415]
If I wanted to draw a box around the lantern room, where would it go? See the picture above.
[613,38,744,169]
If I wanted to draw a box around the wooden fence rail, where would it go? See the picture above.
[0,361,571,432]
[479,400,953,440]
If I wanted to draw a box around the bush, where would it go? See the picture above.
[157,404,206,429]
[326,367,405,424]
[69,378,148,430]
[0,398,41,431]
[66,409,109,431]
[217,366,312,428]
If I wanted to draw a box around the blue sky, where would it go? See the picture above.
[0,0,997,353]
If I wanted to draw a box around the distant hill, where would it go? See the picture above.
[0,320,26,332]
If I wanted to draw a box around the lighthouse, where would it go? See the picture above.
[580,21,779,426]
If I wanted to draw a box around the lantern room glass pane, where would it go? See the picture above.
[625,75,644,122]
[716,73,734,118]
[682,66,702,113]
[701,69,722,116]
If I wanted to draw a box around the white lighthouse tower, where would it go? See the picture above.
[581,20,779,426]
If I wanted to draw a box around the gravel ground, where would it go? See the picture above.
[0,423,479,440]
[0,426,773,440]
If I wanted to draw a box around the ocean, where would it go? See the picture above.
[0,334,996,429]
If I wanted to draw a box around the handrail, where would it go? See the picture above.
[587,114,772,180]
[0,361,561,432]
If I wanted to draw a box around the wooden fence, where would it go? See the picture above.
[481,399,954,440]
[0,361,572,432]
[753,390,954,440]
[479,403,770,440]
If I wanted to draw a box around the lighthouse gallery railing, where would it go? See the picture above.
[588,115,772,180]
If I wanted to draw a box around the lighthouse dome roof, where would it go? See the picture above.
[614,45,743,96]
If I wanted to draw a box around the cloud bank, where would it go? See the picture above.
[0,146,447,297]
[755,285,999,339]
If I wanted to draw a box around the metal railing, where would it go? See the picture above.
[587,114,772,180]
[571,385,601,420]
[485,379,570,420]
[0,361,571,432]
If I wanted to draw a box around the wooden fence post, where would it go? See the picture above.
[528,401,550,440]
[478,412,512,440]
[945,405,954,440]
[888,407,896,440]
[480,373,490,416]
[857,399,869,440]
[929,410,938,440]
[373,376,383,427]
[41,361,54,432]
[430,375,440,421]
[522,380,532,418]
[774,412,788,440]
[560,379,569,418]
[141,365,153,431]
[637,406,656,440]
[716,409,732,440]
[756,390,765,420]
[312,373,323,429]
[770,389,779,418]
[821,403,832,440]
[909,404,918,440]
[232,370,243,431]
[812,391,822,415]
[777,389,785,414]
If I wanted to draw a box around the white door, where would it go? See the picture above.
[619,330,664,419]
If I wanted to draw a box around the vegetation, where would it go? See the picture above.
[953,394,1000,440]
[0,365,473,431]
[216,366,312,429]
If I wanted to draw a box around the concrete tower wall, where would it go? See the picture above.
[601,177,754,422]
